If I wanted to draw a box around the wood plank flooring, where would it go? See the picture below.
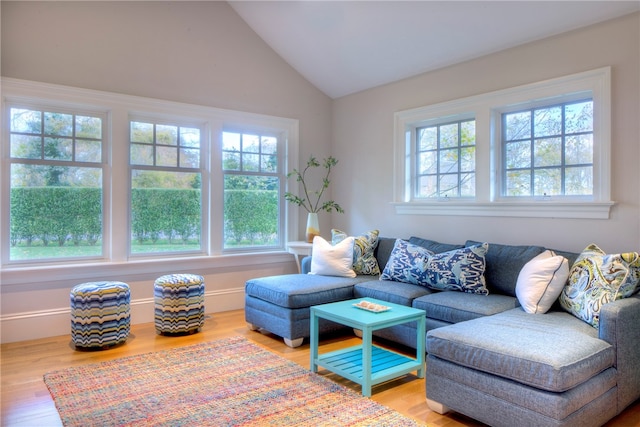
[2,309,639,426]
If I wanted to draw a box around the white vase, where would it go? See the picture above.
[305,212,320,243]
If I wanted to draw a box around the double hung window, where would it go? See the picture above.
[222,131,282,249]
[7,105,105,261]
[129,119,204,255]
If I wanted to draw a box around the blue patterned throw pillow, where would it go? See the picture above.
[424,243,490,295]
[559,244,640,328]
[332,229,380,275]
[380,239,433,285]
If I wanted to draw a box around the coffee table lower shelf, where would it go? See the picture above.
[315,344,422,390]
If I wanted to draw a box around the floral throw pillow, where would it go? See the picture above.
[424,243,490,295]
[380,239,433,285]
[332,229,380,275]
[559,244,640,328]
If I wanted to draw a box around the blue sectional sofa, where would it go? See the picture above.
[244,236,640,426]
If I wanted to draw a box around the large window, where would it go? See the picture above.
[416,119,476,199]
[1,78,298,268]
[502,100,593,197]
[222,131,282,249]
[129,119,203,255]
[393,67,612,219]
[7,105,105,262]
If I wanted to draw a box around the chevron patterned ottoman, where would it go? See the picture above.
[154,273,205,335]
[70,281,130,349]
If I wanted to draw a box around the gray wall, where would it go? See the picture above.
[331,12,640,253]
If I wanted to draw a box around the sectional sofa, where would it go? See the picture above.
[244,234,640,427]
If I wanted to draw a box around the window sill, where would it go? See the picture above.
[0,251,293,288]
[392,200,615,219]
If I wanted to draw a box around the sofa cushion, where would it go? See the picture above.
[409,236,464,254]
[332,229,380,275]
[426,308,614,392]
[245,274,367,309]
[310,236,356,278]
[559,243,640,328]
[516,250,570,314]
[466,240,546,297]
[424,243,489,294]
[414,291,518,324]
[354,280,432,306]
[380,239,433,285]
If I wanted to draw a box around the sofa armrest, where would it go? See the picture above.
[301,256,312,274]
[598,294,640,413]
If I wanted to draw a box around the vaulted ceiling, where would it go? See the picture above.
[230,1,640,98]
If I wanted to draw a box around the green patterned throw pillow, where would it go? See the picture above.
[559,244,640,328]
[332,229,380,275]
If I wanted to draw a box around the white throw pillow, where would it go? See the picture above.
[310,236,356,278]
[516,250,569,314]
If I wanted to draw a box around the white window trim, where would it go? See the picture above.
[1,77,299,276]
[393,67,614,219]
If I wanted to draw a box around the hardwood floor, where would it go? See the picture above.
[2,309,639,426]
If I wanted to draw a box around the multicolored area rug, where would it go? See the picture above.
[44,336,421,426]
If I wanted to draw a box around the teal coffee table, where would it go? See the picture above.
[310,298,426,397]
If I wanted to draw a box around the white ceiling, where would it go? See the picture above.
[230,1,640,99]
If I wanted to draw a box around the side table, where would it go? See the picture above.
[310,298,425,397]
[287,241,312,273]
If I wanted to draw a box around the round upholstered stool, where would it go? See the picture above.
[154,273,205,335]
[70,281,130,349]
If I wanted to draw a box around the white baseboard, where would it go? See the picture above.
[0,288,245,344]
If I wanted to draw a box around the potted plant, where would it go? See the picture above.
[285,155,344,242]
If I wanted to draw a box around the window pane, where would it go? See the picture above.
[439,174,459,197]
[534,137,561,167]
[130,170,201,254]
[180,127,200,148]
[131,121,153,143]
[534,168,561,196]
[505,141,531,169]
[10,108,41,133]
[566,135,593,165]
[461,121,475,146]
[222,132,240,151]
[440,123,458,148]
[44,112,73,136]
[44,137,72,161]
[439,149,459,173]
[131,143,154,166]
[419,152,437,174]
[261,154,277,173]
[243,134,260,153]
[224,175,279,248]
[242,153,260,172]
[180,148,200,168]
[76,115,102,139]
[10,134,41,159]
[505,111,530,141]
[417,175,437,197]
[418,127,437,150]
[534,106,562,137]
[565,101,593,134]
[156,145,177,167]
[76,140,102,163]
[565,166,593,195]
[156,124,178,146]
[460,147,475,172]
[460,173,475,197]
[223,151,241,170]
[505,170,531,196]
[10,164,102,260]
